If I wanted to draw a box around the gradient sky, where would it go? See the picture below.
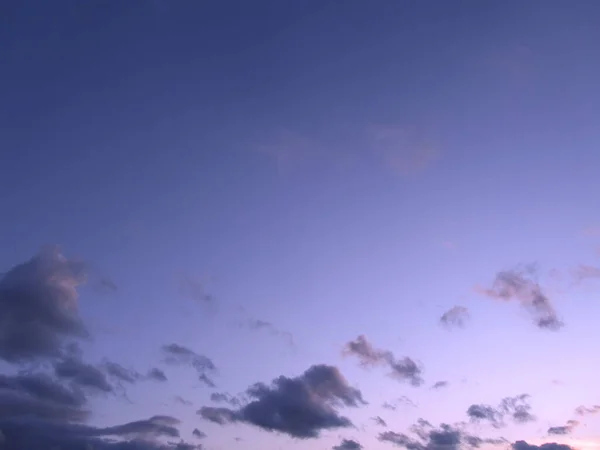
[2,1,600,450]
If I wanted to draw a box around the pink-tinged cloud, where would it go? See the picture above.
[571,265,600,283]
[367,125,438,175]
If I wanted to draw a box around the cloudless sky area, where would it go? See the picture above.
[1,1,600,450]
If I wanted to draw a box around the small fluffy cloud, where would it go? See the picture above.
[197,364,365,438]
[344,335,424,386]
[334,439,363,450]
[432,381,449,390]
[467,394,535,427]
[548,420,579,435]
[477,266,562,330]
[574,404,600,416]
[440,306,470,329]
[0,246,88,363]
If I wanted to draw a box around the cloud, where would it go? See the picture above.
[513,441,574,450]
[192,428,206,439]
[334,439,363,450]
[53,354,113,393]
[0,373,89,422]
[0,415,199,450]
[373,416,388,427]
[197,406,238,425]
[571,265,600,283]
[246,318,295,347]
[0,246,88,363]
[574,404,600,416]
[344,335,424,386]
[179,276,214,305]
[548,420,579,435]
[383,396,417,410]
[343,335,391,367]
[162,343,217,387]
[367,125,438,175]
[467,394,535,428]
[439,307,470,329]
[102,360,140,384]
[477,266,563,330]
[210,392,241,407]
[197,364,365,438]
[174,395,192,406]
[432,381,449,390]
[147,367,168,382]
[379,422,503,450]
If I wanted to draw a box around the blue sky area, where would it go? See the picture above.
[1,1,600,450]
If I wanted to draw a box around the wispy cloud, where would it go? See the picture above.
[344,335,424,386]
[367,125,438,175]
[477,265,563,330]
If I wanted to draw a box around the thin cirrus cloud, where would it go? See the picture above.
[366,124,438,175]
[257,125,438,176]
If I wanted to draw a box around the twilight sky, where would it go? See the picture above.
[1,1,600,450]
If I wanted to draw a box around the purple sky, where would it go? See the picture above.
[1,1,600,450]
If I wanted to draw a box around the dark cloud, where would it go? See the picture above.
[547,420,579,435]
[513,441,574,450]
[0,374,89,422]
[53,355,113,393]
[574,404,600,416]
[431,381,449,390]
[0,247,88,363]
[0,415,198,450]
[372,416,388,427]
[467,405,503,428]
[162,343,217,387]
[192,428,206,439]
[334,439,363,450]
[467,394,535,427]
[344,335,423,386]
[102,361,140,384]
[148,368,168,382]
[380,421,505,450]
[246,319,295,347]
[197,364,365,438]
[439,306,470,329]
[478,266,562,330]
[197,406,238,425]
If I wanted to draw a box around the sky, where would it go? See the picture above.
[1,1,600,449]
